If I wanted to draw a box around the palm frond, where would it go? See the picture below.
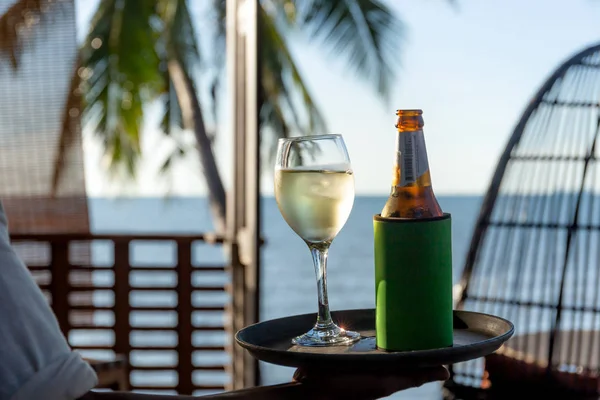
[160,76,183,135]
[80,0,164,176]
[211,0,226,65]
[259,5,328,165]
[159,0,200,68]
[292,0,403,99]
[158,0,199,134]
[209,0,226,126]
[260,5,327,136]
[159,142,191,175]
[168,0,201,69]
[262,0,299,26]
[0,0,61,68]
[260,93,294,164]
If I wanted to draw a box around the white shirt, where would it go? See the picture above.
[0,202,98,399]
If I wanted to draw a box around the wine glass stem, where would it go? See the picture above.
[308,243,334,328]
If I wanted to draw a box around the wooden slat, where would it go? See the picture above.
[130,346,177,351]
[192,327,226,331]
[131,366,225,372]
[130,366,178,371]
[132,286,226,292]
[68,284,114,290]
[193,366,227,371]
[69,323,115,329]
[129,365,226,372]
[73,344,115,350]
[193,286,228,292]
[130,306,177,311]
[193,306,226,311]
[130,386,178,391]
[50,241,70,335]
[177,240,194,394]
[192,266,227,272]
[113,240,132,383]
[69,305,114,310]
[194,346,227,351]
[69,265,114,271]
[28,265,50,270]
[11,233,225,243]
[128,267,174,272]
[193,386,226,391]
[130,327,179,332]
[132,385,225,391]
[131,266,226,272]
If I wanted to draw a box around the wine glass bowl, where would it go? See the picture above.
[274,134,360,346]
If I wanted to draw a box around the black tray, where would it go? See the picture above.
[235,309,514,370]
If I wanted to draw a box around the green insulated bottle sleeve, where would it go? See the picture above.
[373,213,453,351]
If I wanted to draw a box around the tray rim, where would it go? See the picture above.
[235,309,514,362]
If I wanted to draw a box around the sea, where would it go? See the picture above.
[87,195,482,399]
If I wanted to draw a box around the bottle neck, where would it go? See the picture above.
[392,129,433,191]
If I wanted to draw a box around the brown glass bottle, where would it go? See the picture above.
[381,109,443,218]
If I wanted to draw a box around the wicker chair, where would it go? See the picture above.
[444,42,600,399]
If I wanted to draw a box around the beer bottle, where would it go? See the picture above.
[381,109,443,218]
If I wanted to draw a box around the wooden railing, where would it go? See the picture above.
[11,233,232,396]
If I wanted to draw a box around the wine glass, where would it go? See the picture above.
[274,134,361,346]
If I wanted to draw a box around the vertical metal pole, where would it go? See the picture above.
[243,0,261,389]
[226,0,261,390]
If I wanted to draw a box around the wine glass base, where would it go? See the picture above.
[292,324,361,347]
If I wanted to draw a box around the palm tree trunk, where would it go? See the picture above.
[167,59,227,233]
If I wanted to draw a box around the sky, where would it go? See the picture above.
[74,0,600,196]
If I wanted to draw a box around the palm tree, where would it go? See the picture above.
[0,0,404,233]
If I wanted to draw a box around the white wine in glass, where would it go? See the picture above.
[274,135,360,346]
[275,168,355,243]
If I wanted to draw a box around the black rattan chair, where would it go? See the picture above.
[445,42,600,399]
